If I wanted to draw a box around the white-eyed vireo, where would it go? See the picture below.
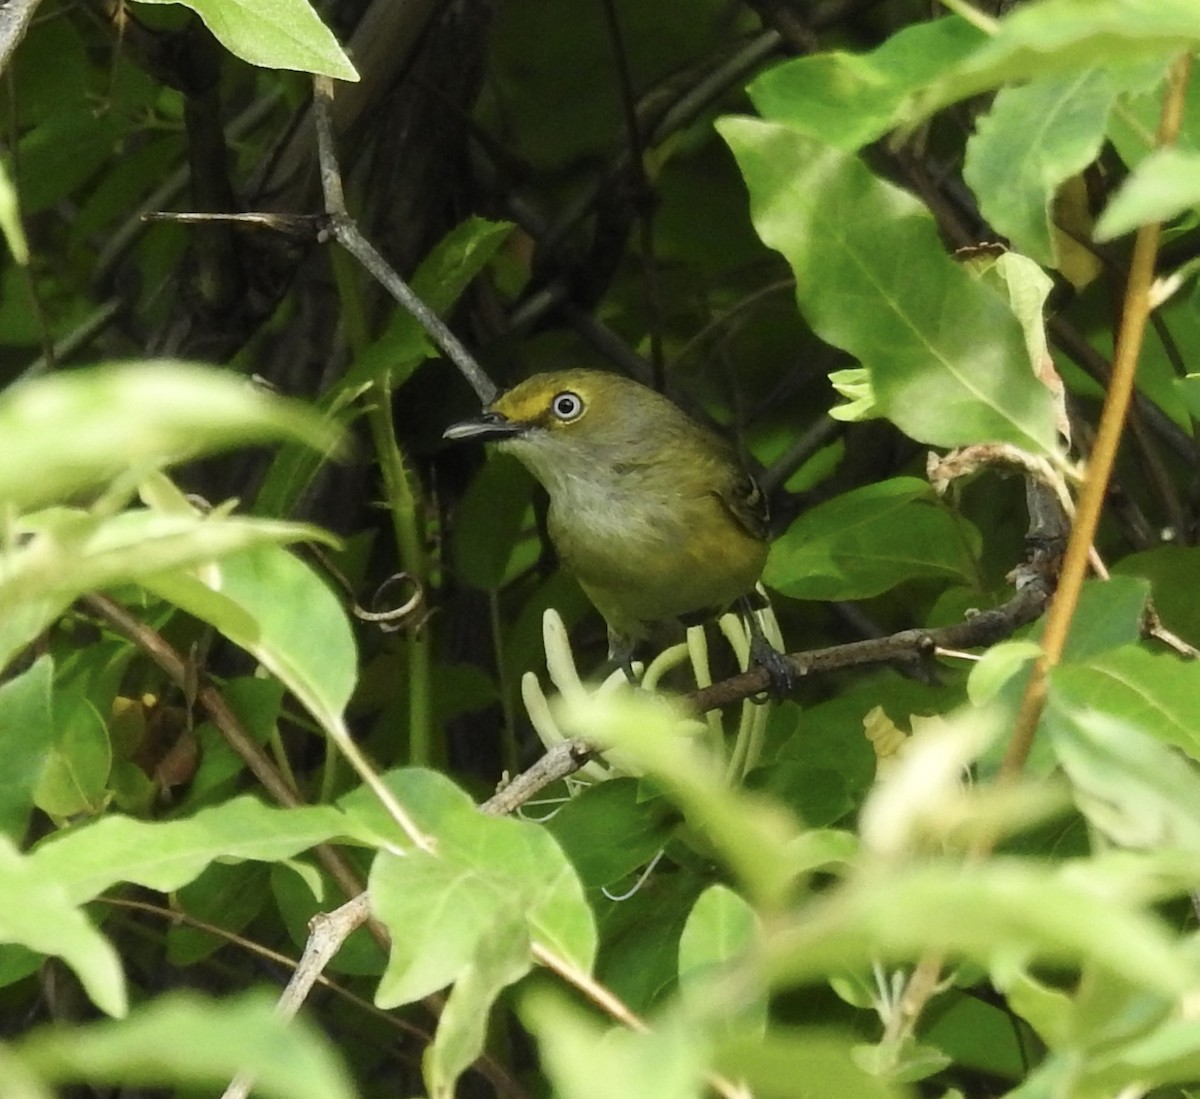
[444,369,790,689]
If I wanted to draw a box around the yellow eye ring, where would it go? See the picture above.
[550,391,585,421]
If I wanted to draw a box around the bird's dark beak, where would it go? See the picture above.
[442,409,525,442]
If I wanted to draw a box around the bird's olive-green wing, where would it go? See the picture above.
[715,466,769,543]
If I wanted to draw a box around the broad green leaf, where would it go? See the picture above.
[765,478,979,601]
[1095,147,1200,240]
[0,510,334,676]
[129,0,357,80]
[921,993,1025,1080]
[679,884,758,979]
[147,543,428,848]
[964,251,1057,382]
[747,761,854,830]
[17,990,355,1099]
[358,770,595,1007]
[785,829,859,876]
[142,541,356,734]
[964,66,1157,266]
[913,0,1200,118]
[34,692,110,820]
[1045,574,1149,663]
[543,777,677,888]
[716,1027,906,1099]
[1052,644,1200,761]
[424,927,532,1099]
[0,836,126,1017]
[1114,545,1200,645]
[749,17,986,150]
[763,858,1192,998]
[1086,1017,1200,1093]
[0,655,54,840]
[0,362,340,512]
[28,796,356,903]
[1046,690,1200,851]
[991,965,1076,1050]
[521,989,706,1099]
[555,690,801,908]
[717,119,1059,455]
[679,886,765,1030]
[968,640,1042,705]
[0,1044,49,1099]
[167,862,271,966]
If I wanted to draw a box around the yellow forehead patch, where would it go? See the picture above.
[491,369,613,426]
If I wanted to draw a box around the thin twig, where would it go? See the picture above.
[480,739,594,815]
[311,76,497,405]
[688,577,1052,712]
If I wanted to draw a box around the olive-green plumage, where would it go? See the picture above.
[444,369,768,652]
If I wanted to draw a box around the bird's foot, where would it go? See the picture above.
[749,632,797,701]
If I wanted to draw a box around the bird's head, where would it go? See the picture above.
[443,369,675,486]
[443,369,638,443]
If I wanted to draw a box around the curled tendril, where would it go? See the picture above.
[351,572,425,633]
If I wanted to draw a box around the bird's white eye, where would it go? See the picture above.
[550,391,584,421]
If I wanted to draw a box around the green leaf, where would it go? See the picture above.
[424,927,532,1099]
[543,778,677,888]
[142,542,356,736]
[765,477,979,601]
[129,0,357,80]
[554,691,802,908]
[679,886,765,1030]
[0,836,126,1017]
[717,118,1059,455]
[964,66,1156,266]
[1095,147,1200,240]
[763,858,1192,998]
[34,691,111,820]
[0,362,340,512]
[0,656,55,840]
[28,796,356,903]
[991,965,1076,1050]
[1086,1018,1200,1092]
[913,0,1200,118]
[1046,687,1200,851]
[0,510,334,677]
[715,1027,906,1099]
[1052,645,1200,761]
[1114,545,1200,646]
[1043,574,1149,663]
[963,251,1057,381]
[358,770,595,1007]
[167,862,271,965]
[749,17,986,150]
[17,989,356,1099]
[521,989,707,1099]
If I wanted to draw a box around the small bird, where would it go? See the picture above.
[444,369,791,690]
